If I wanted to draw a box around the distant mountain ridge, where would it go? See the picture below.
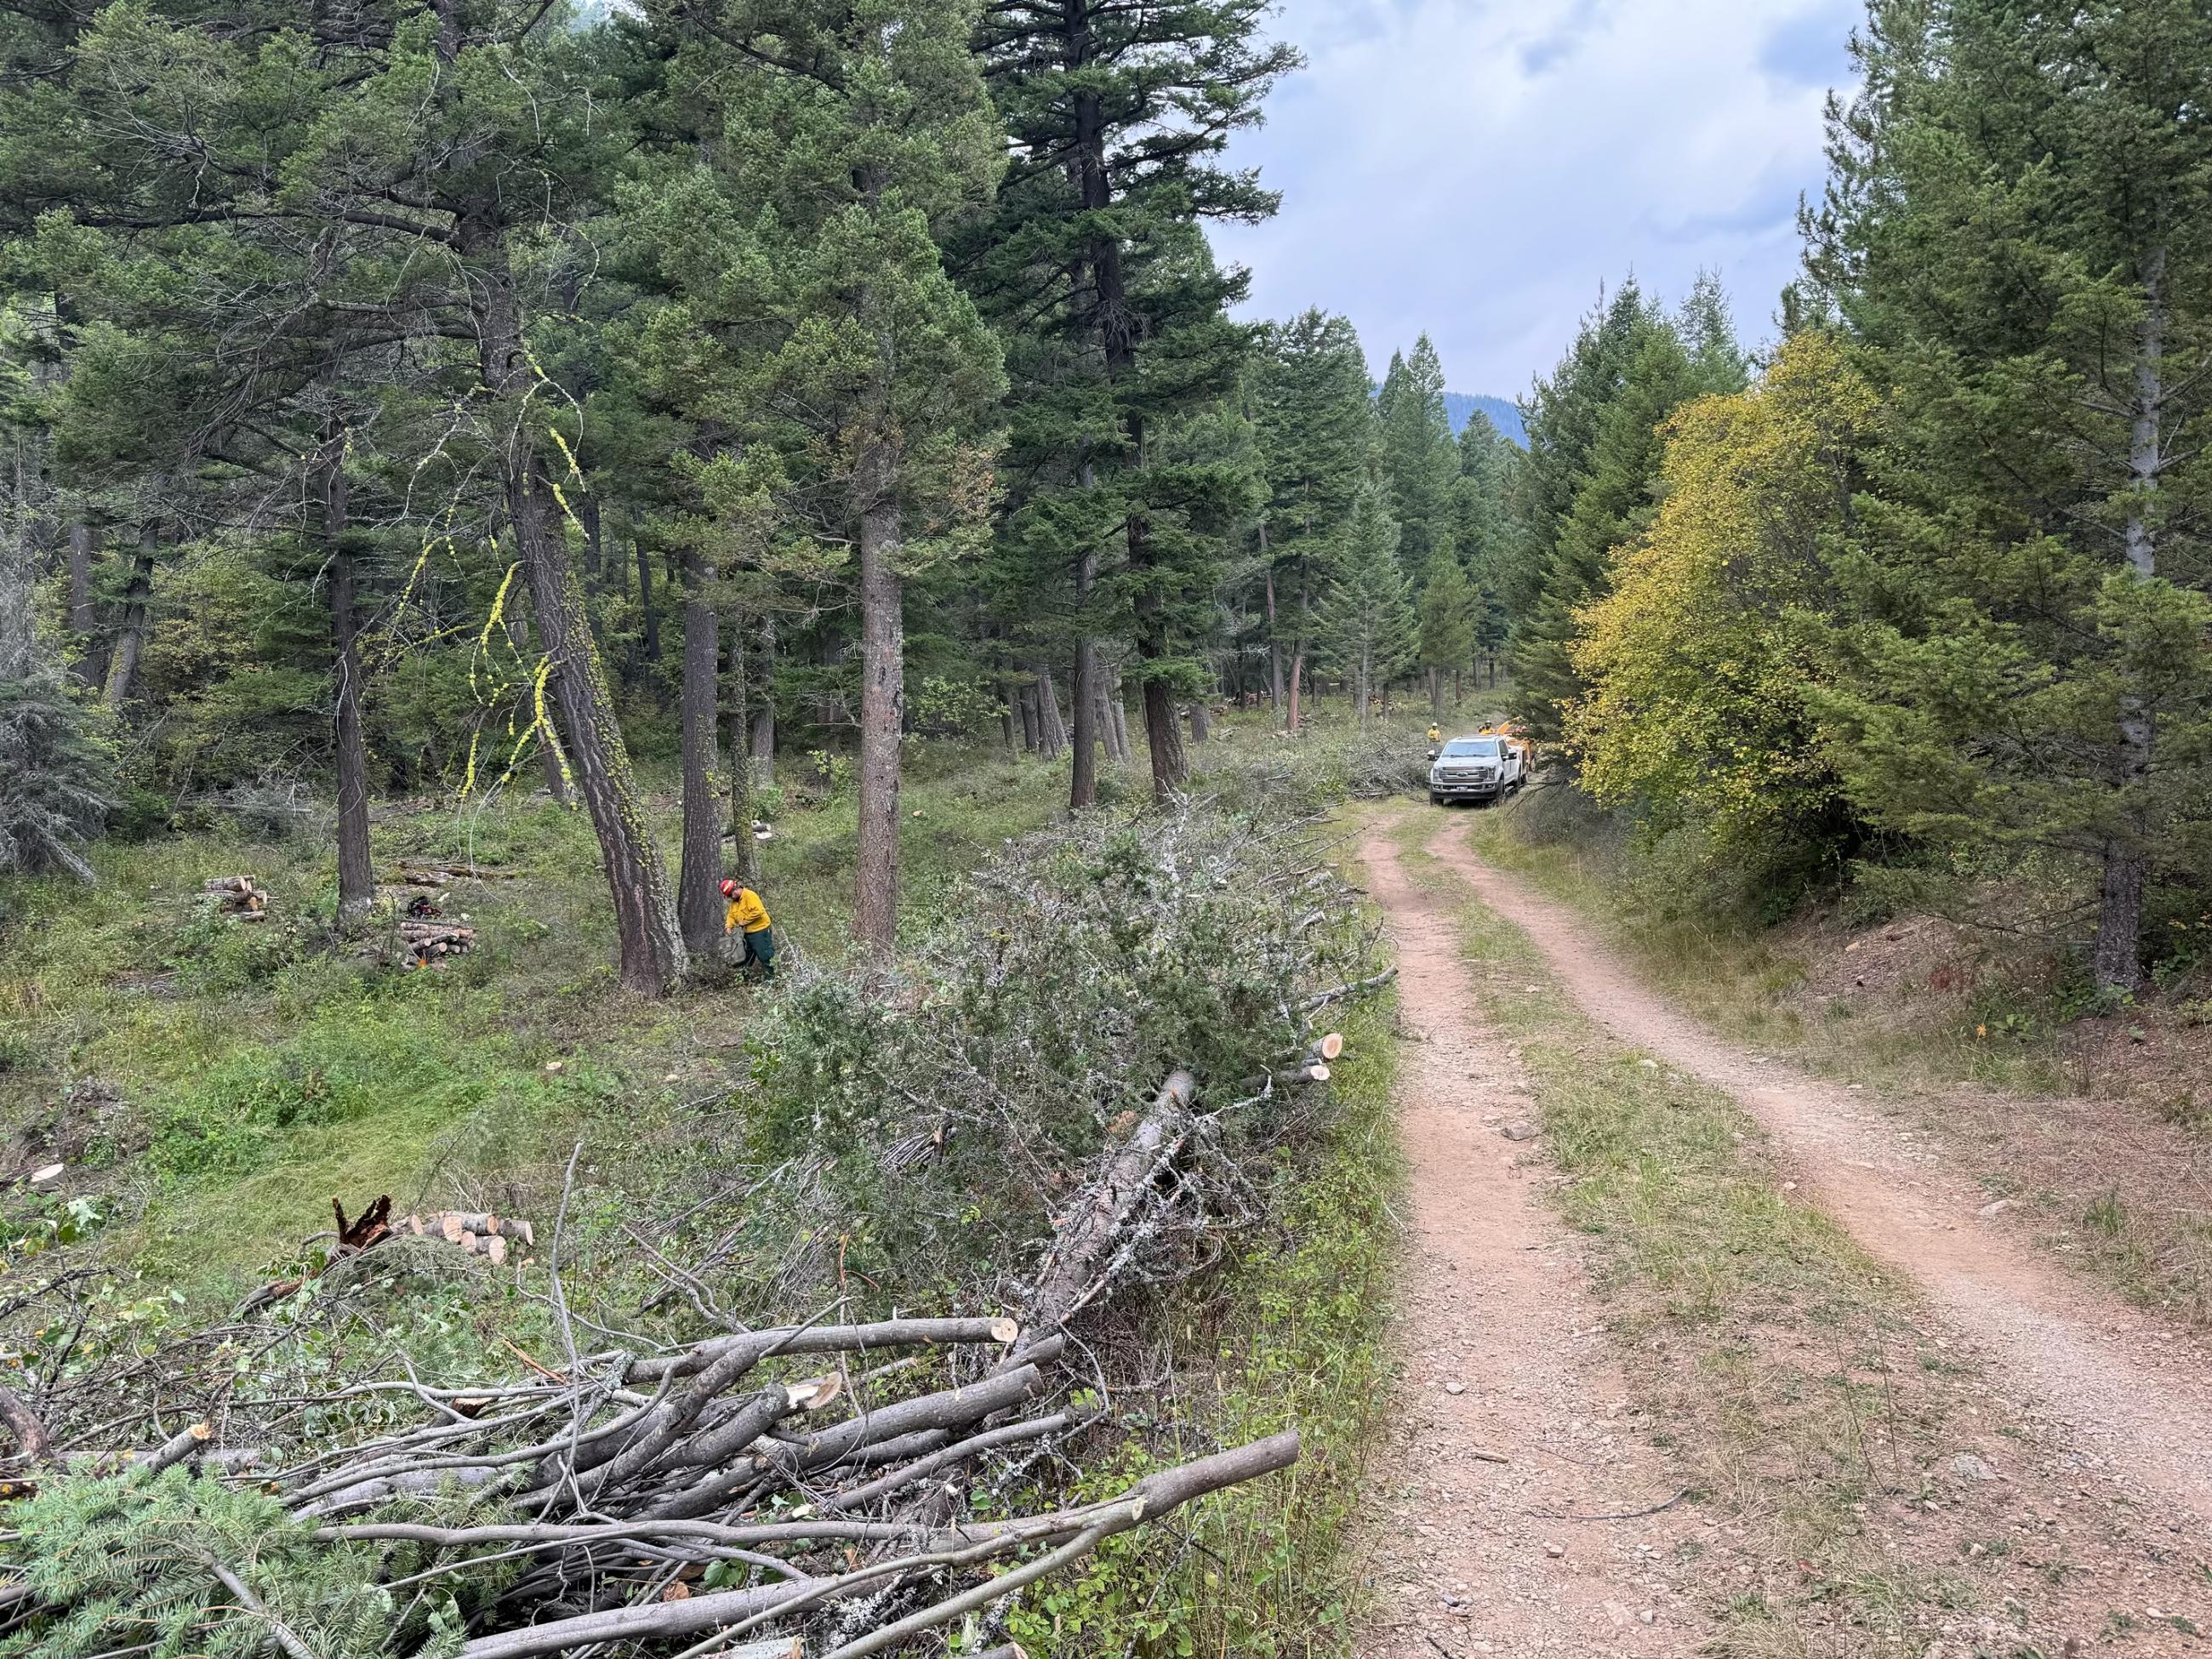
[1445,392,1527,448]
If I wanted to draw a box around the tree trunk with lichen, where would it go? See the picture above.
[319,420,374,926]
[470,220,684,995]
[678,552,723,960]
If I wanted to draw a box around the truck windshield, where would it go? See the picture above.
[1441,739,1502,759]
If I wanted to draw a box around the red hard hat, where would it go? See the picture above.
[719,879,738,898]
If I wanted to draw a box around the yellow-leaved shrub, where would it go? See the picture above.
[1565,334,1876,847]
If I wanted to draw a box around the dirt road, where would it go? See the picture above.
[1356,811,2212,1656]
[1425,823,2212,1529]
[1354,821,1708,1656]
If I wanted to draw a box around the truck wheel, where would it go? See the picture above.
[1430,791,1443,807]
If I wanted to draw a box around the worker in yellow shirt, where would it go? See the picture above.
[1427,722,1441,745]
[719,879,776,980]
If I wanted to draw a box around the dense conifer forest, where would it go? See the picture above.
[3,2,2211,1654]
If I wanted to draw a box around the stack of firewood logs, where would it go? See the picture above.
[199,875,267,921]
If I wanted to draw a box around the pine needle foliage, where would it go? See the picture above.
[0,667,111,883]
[735,795,1379,1305]
[0,1466,437,1659]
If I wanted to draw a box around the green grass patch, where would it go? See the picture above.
[1463,807,2074,1100]
[0,744,1079,1307]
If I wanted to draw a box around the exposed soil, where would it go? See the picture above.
[1783,913,2212,1325]
[1357,812,2212,1655]
[1354,821,1708,1656]
[1429,824,2212,1532]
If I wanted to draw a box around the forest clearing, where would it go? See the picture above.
[4,0,2212,1655]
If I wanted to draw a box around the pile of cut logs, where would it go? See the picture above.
[397,917,476,967]
[373,862,510,967]
[199,875,266,920]
[394,1207,533,1263]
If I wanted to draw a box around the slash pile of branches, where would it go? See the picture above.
[0,796,1391,1656]
[0,1075,1313,1658]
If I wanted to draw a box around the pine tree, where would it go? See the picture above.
[1,430,109,881]
[1318,484,1415,733]
[1805,0,2212,990]
[1508,279,1745,740]
[1375,334,1458,582]
[1455,411,1516,675]
[963,0,1298,801]
[18,0,701,990]
[1249,309,1373,731]
[638,0,1006,953]
[1417,552,1477,714]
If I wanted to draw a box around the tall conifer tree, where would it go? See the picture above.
[1249,309,1373,731]
[1806,0,2212,989]
[963,0,1297,801]
[1375,334,1458,582]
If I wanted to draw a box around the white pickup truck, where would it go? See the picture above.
[1428,734,1525,806]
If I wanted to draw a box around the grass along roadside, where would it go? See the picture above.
[1382,812,2204,1658]
[1459,807,2071,1099]
[1466,806,2212,1336]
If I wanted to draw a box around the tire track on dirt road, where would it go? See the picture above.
[1354,820,1708,1657]
[1431,820,2212,1531]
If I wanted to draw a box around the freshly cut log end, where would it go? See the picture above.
[1307,1063,1331,1084]
[1316,1031,1345,1062]
[987,1315,1019,1344]
[784,1375,842,1412]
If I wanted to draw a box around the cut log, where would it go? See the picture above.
[411,1211,532,1246]
[388,862,521,887]
[200,875,267,915]
[140,1422,212,1476]
[391,920,477,970]
[626,1316,1020,1385]
[0,1385,55,1466]
[1020,1070,1195,1344]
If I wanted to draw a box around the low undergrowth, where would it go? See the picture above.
[0,744,1068,1301]
[1010,994,1402,1658]
[0,746,1405,1658]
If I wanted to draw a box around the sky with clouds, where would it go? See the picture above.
[1210,0,1864,398]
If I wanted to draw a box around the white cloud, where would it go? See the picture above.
[1211,0,1861,396]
